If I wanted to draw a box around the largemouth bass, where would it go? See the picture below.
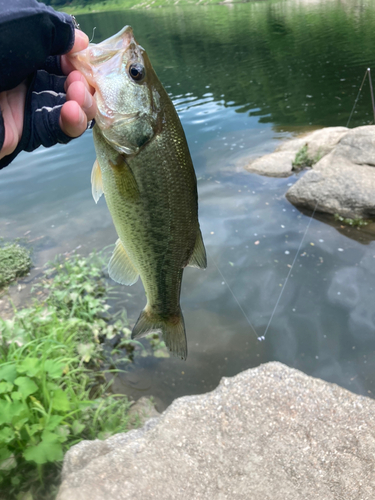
[69,27,206,359]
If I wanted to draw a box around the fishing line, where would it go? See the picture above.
[90,27,97,43]
[208,250,259,339]
[208,201,318,342]
[368,68,375,123]
[346,68,371,127]
[262,201,319,339]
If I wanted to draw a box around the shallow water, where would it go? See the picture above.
[1,0,375,410]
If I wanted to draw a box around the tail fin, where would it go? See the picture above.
[131,307,187,360]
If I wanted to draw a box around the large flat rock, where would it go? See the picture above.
[245,127,348,177]
[57,362,375,500]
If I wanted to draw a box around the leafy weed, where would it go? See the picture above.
[0,251,136,500]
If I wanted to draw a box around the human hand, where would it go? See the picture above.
[0,29,97,162]
[59,30,97,138]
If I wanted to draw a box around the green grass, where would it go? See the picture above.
[0,244,31,290]
[292,144,322,171]
[292,144,313,170]
[0,250,166,500]
[61,0,139,14]
[58,0,226,15]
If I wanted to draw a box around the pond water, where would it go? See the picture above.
[1,0,375,410]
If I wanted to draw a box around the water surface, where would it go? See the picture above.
[1,0,375,410]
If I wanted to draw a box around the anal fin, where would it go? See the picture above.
[187,228,207,269]
[108,239,139,285]
[91,159,103,204]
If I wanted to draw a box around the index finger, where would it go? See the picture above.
[69,29,89,55]
[61,29,89,75]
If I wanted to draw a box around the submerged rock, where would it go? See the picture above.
[127,396,160,427]
[57,362,375,500]
[245,125,375,218]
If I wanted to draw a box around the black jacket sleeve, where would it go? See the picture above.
[0,0,75,169]
[0,0,74,92]
[0,108,4,153]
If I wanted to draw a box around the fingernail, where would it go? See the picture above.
[79,108,86,127]
[84,90,93,109]
[75,29,89,45]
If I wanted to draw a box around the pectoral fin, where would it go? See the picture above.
[91,159,103,204]
[108,239,139,285]
[187,229,207,269]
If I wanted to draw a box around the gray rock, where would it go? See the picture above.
[57,362,375,500]
[286,127,375,218]
[127,396,160,426]
[245,151,296,177]
[244,125,375,218]
[275,136,308,154]
[291,126,348,159]
[245,127,348,177]
[335,125,375,165]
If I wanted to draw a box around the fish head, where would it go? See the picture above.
[69,26,162,155]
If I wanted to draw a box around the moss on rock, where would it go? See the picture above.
[292,144,322,170]
[0,244,32,289]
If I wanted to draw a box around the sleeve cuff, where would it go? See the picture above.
[49,11,75,56]
[0,107,4,153]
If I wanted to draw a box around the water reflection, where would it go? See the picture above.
[77,0,375,129]
[1,0,375,408]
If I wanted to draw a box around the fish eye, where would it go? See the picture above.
[129,63,145,82]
